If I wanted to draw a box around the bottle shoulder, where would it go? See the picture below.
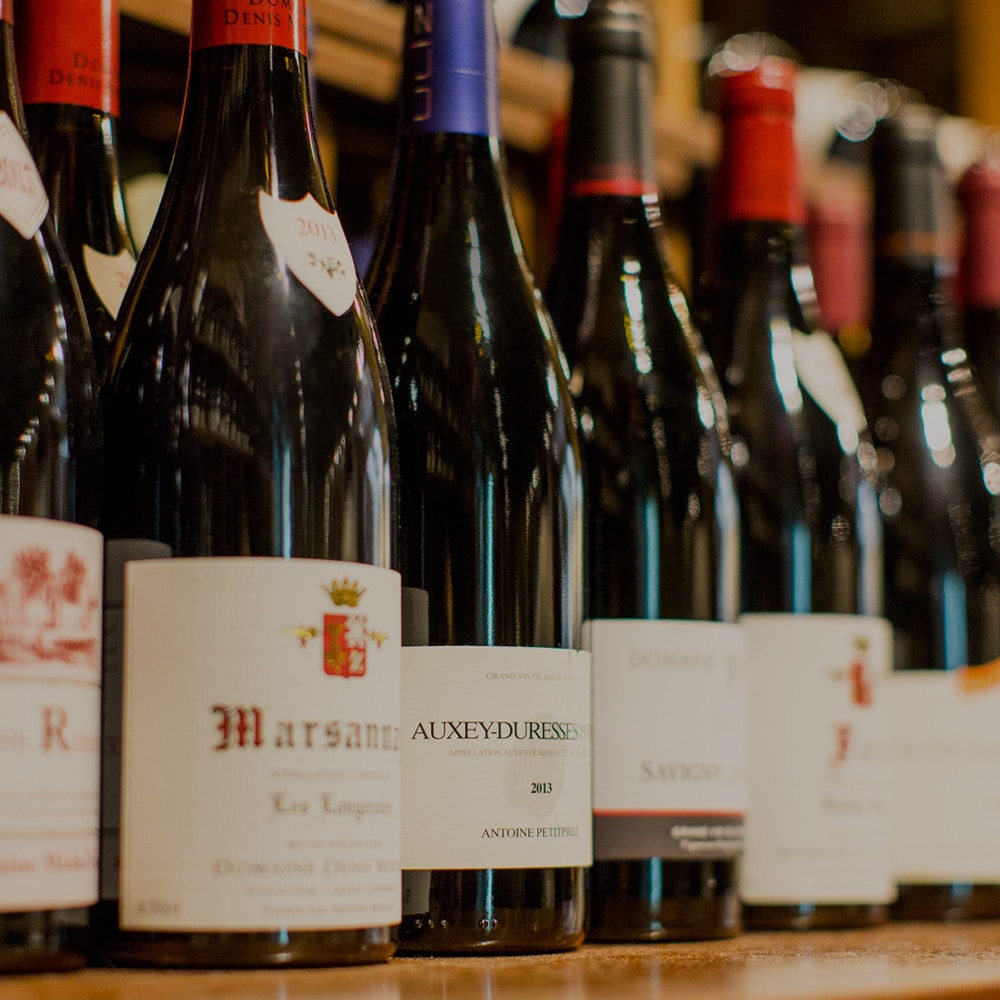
[367,134,528,293]
[112,181,378,398]
[0,213,101,519]
[148,49,329,218]
[26,106,135,251]
[706,248,876,509]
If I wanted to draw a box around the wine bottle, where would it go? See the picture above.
[958,149,1000,421]
[99,0,400,967]
[545,0,744,943]
[15,0,137,381]
[366,0,589,955]
[700,49,893,930]
[807,164,874,416]
[871,105,1000,922]
[0,0,104,973]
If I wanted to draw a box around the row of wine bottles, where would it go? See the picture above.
[3,0,1000,976]
[802,83,1000,923]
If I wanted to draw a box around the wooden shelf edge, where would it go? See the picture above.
[119,0,715,192]
[6,923,1000,1000]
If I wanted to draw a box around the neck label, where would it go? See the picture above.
[0,2,10,25]
[402,0,498,137]
[258,192,358,317]
[83,245,136,319]
[0,113,48,239]
[191,0,307,55]
[721,109,804,223]
[17,0,119,115]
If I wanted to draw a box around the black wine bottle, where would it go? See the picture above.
[545,0,744,943]
[958,150,1000,422]
[871,105,1000,922]
[0,0,104,973]
[700,48,892,931]
[366,0,588,956]
[16,0,137,381]
[99,0,400,968]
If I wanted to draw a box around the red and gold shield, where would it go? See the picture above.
[323,613,367,677]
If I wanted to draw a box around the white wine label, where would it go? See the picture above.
[401,647,592,870]
[258,192,358,317]
[82,245,136,319]
[740,613,895,905]
[0,112,48,240]
[889,667,1000,882]
[0,516,103,912]
[585,619,745,861]
[792,329,868,433]
[119,558,401,932]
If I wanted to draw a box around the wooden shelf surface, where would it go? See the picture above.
[118,0,717,193]
[6,923,1000,999]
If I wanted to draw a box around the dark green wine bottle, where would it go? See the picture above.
[366,0,588,956]
[0,0,103,973]
[99,0,400,968]
[546,0,744,943]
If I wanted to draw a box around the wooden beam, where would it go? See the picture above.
[955,0,1000,128]
[118,0,715,187]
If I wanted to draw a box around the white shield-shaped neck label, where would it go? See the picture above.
[0,112,48,240]
[258,191,358,317]
[83,246,136,319]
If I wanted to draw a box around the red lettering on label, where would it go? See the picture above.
[15,0,119,115]
[831,723,851,765]
[0,155,40,198]
[41,706,99,753]
[193,0,307,55]
[42,706,69,751]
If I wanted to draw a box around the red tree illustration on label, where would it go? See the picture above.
[0,544,97,665]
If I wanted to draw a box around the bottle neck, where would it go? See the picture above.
[565,46,656,197]
[15,0,129,245]
[718,104,804,225]
[399,0,499,138]
[871,140,961,362]
[959,181,1000,309]
[873,140,953,269]
[16,0,120,116]
[191,0,307,54]
[0,12,26,133]
[25,104,132,248]
[169,0,324,202]
[711,219,810,383]
[378,0,513,241]
[808,190,872,332]
[716,217,800,278]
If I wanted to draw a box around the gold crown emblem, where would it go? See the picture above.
[324,578,366,607]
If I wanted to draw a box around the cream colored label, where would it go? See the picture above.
[120,558,401,932]
[889,668,1000,883]
[258,192,358,316]
[0,113,48,239]
[0,516,103,912]
[586,618,745,816]
[401,647,592,870]
[740,613,895,905]
[82,245,136,319]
